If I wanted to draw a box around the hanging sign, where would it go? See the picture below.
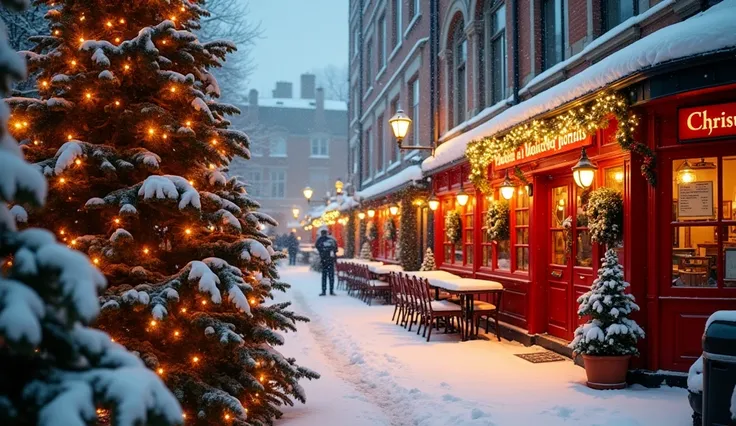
[679,101,736,142]
[494,130,592,169]
[678,181,714,218]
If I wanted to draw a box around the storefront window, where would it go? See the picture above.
[551,185,569,265]
[464,197,475,266]
[514,188,530,271]
[575,190,593,267]
[481,196,493,267]
[605,166,625,193]
[670,157,736,288]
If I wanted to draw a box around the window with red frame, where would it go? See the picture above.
[480,188,529,273]
[377,208,400,261]
[442,197,473,266]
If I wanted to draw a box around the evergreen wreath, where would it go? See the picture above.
[383,218,397,242]
[586,187,624,248]
[445,211,462,244]
[365,221,378,242]
[485,201,510,242]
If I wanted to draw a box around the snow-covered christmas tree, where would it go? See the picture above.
[419,248,436,271]
[570,249,644,355]
[0,1,182,424]
[359,241,372,260]
[570,188,644,356]
[7,1,317,424]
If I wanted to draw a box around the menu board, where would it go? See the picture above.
[726,248,736,280]
[678,182,714,218]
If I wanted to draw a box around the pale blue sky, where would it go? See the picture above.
[247,0,349,97]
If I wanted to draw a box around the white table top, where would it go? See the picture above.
[403,270,462,280]
[369,264,404,274]
[337,259,384,266]
[431,278,504,292]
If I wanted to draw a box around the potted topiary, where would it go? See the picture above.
[569,187,645,390]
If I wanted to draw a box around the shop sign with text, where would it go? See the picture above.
[679,101,736,142]
[494,130,592,169]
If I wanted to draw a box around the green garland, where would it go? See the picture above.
[586,187,624,249]
[466,92,656,194]
[485,201,510,242]
[383,218,397,242]
[445,211,462,244]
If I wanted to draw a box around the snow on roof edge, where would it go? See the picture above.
[357,165,423,200]
[422,0,736,173]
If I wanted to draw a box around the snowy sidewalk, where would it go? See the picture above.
[275,266,690,426]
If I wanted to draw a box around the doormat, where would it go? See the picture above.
[514,351,566,364]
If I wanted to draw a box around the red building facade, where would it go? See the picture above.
[347,0,736,372]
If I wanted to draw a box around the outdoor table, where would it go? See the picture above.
[427,278,503,341]
[368,264,404,275]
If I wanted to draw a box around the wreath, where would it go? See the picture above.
[445,211,462,244]
[485,201,510,242]
[562,216,573,257]
[383,218,397,242]
[365,221,378,242]
[586,187,624,248]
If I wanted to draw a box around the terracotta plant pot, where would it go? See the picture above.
[581,354,631,390]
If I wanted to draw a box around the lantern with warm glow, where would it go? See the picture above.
[455,188,469,206]
[677,160,696,184]
[389,109,412,146]
[389,204,399,216]
[303,186,313,203]
[571,147,598,189]
[291,207,300,219]
[428,195,440,211]
[367,209,376,218]
[358,212,366,220]
[499,171,515,200]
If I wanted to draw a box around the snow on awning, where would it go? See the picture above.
[422,0,736,173]
[357,165,423,201]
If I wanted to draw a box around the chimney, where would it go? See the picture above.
[315,87,326,130]
[248,89,259,121]
[272,81,293,98]
[301,73,316,99]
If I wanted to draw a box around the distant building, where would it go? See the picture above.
[230,73,348,236]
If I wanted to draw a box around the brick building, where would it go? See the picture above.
[346,0,736,373]
[230,73,348,236]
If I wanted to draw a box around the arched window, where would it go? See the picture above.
[485,2,507,105]
[451,20,467,127]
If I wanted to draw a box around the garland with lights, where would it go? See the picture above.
[6,1,318,424]
[466,92,655,194]
[366,221,378,242]
[485,201,510,242]
[345,213,356,258]
[445,211,462,245]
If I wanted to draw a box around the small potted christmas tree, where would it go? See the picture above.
[420,248,437,271]
[570,188,644,390]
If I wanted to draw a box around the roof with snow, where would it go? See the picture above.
[254,97,347,112]
[357,165,423,201]
[236,100,347,136]
[422,0,736,173]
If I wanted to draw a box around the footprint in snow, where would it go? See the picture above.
[470,408,492,420]
[542,406,575,419]
[350,353,364,365]
[440,382,451,389]
[442,393,462,402]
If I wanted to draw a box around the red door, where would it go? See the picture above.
[546,177,595,340]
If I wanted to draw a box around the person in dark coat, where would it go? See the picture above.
[314,229,338,296]
[286,232,299,265]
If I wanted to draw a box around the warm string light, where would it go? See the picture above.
[157,368,164,375]
[67,134,73,140]
[142,247,150,255]
[192,356,200,363]
[184,228,192,236]
[93,257,100,264]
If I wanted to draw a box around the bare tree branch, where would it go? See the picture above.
[312,64,349,103]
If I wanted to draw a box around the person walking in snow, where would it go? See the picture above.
[315,229,338,296]
[286,231,299,265]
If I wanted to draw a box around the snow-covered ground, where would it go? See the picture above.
[275,266,690,426]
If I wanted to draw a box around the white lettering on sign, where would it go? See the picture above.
[495,130,589,168]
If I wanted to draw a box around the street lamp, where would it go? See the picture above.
[389,203,399,216]
[571,147,598,189]
[291,207,300,219]
[335,179,344,195]
[302,186,313,204]
[358,212,366,220]
[499,171,515,200]
[367,209,376,218]
[427,194,440,211]
[389,109,434,153]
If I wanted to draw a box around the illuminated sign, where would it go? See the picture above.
[494,130,592,169]
[679,101,736,142]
